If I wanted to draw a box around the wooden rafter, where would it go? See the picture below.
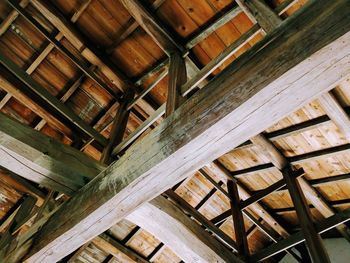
[18,1,350,261]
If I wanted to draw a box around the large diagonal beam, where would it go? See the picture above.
[19,1,350,261]
[0,113,239,262]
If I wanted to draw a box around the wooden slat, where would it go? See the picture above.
[21,2,350,261]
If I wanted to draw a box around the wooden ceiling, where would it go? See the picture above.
[1,0,350,262]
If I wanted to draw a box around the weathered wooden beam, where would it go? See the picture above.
[0,112,104,194]
[227,180,249,258]
[0,112,239,262]
[166,52,187,117]
[66,242,91,263]
[164,190,238,252]
[318,91,350,141]
[21,1,350,261]
[282,166,330,262]
[244,0,282,32]
[93,233,149,263]
[127,195,241,263]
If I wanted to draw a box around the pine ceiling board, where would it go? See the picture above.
[153,246,182,263]
[316,183,350,202]
[237,169,282,192]
[198,188,230,220]
[80,243,109,263]
[262,190,294,209]
[2,97,38,125]
[126,229,161,258]
[40,124,73,145]
[175,172,213,208]
[82,144,101,161]
[265,100,326,132]
[248,227,271,254]
[157,0,198,38]
[66,89,104,124]
[111,34,159,77]
[79,78,113,110]
[218,145,271,171]
[0,31,34,67]
[109,219,137,241]
[131,27,164,61]
[98,0,132,27]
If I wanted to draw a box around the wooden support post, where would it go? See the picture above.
[101,89,135,164]
[227,180,249,259]
[166,52,187,117]
[282,166,330,263]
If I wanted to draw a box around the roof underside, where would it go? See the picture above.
[2,0,350,262]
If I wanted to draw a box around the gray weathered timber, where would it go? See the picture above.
[127,195,241,263]
[0,114,236,262]
[0,113,104,195]
[24,1,350,261]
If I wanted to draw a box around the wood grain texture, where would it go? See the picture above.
[22,1,350,261]
[127,195,241,263]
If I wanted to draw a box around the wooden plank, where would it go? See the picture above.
[227,180,249,258]
[127,195,241,263]
[0,53,108,146]
[66,242,91,263]
[252,208,350,261]
[166,52,186,117]
[318,91,350,140]
[22,2,350,261]
[282,166,330,263]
